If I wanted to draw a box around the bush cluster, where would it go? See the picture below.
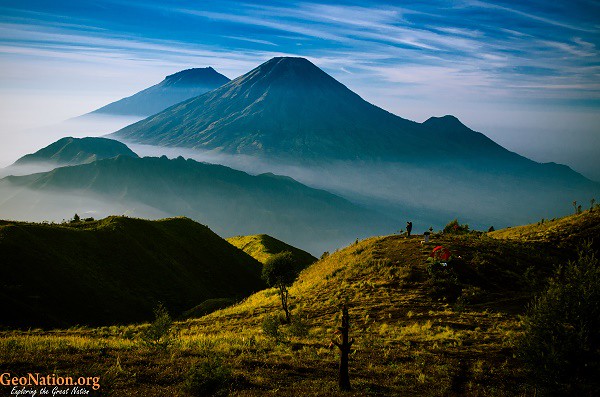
[425,261,462,301]
[518,243,600,394]
[443,219,470,234]
[181,357,234,397]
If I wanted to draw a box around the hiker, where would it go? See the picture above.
[406,221,413,237]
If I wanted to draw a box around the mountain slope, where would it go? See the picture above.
[89,67,230,117]
[0,155,395,254]
[227,234,317,268]
[111,57,430,160]
[12,137,138,167]
[111,58,545,166]
[0,216,264,328]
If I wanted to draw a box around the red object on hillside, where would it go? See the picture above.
[431,246,451,261]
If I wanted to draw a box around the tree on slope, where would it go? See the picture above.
[262,251,298,323]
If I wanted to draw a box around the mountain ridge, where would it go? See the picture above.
[0,155,396,254]
[110,57,592,183]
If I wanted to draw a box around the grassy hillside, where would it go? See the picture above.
[489,207,600,250]
[0,216,264,329]
[227,234,317,267]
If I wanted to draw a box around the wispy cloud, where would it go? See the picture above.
[0,1,599,120]
[466,0,599,33]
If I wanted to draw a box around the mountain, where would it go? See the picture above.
[88,67,230,117]
[11,137,138,167]
[110,58,538,165]
[227,234,317,268]
[0,155,395,254]
[108,57,598,229]
[0,216,264,328]
[111,57,426,159]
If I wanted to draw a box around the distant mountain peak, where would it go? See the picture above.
[162,67,229,87]
[257,57,337,83]
[260,56,316,69]
[85,67,230,117]
[423,115,468,130]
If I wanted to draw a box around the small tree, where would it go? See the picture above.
[262,252,297,323]
[140,303,173,350]
[72,213,80,223]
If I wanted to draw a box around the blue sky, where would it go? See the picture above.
[0,0,599,178]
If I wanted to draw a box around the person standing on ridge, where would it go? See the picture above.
[406,221,413,237]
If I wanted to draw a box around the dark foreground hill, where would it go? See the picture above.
[0,216,264,328]
[2,212,597,395]
[12,137,139,168]
[87,67,230,117]
[0,155,395,254]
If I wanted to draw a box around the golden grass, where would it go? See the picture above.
[1,230,559,396]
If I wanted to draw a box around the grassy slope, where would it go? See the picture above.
[1,211,597,395]
[227,234,317,266]
[489,208,600,249]
[0,216,264,328]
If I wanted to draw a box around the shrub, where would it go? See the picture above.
[454,286,485,311]
[443,219,469,234]
[262,314,282,341]
[140,303,173,350]
[517,243,600,394]
[425,261,462,301]
[287,316,310,338]
[181,357,234,397]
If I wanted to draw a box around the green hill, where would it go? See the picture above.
[0,216,264,329]
[227,234,317,268]
[12,137,138,167]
